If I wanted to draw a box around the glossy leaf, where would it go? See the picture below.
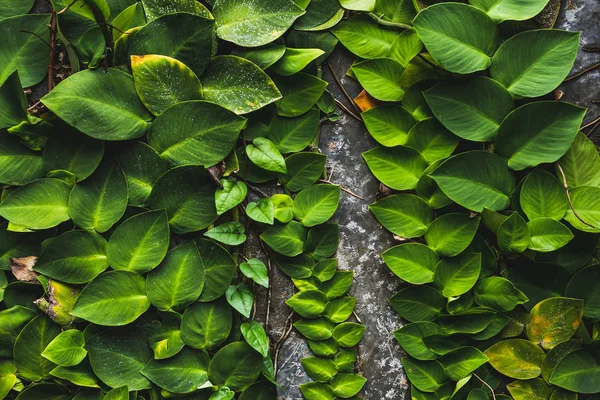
[241,321,269,358]
[527,297,583,349]
[362,104,417,147]
[208,342,263,391]
[383,243,438,285]
[405,118,459,163]
[330,373,367,398]
[393,322,442,361]
[370,194,433,238]
[42,330,86,367]
[497,212,530,253]
[425,213,480,257]
[286,289,328,318]
[434,253,481,297]
[363,146,427,190]
[13,314,61,382]
[43,129,104,182]
[280,152,326,192]
[474,277,528,312]
[389,286,445,322]
[352,58,405,102]
[271,47,324,76]
[0,136,44,186]
[485,339,546,379]
[521,168,568,221]
[301,357,338,383]
[564,186,600,232]
[527,218,574,252]
[247,137,287,173]
[181,300,232,350]
[117,142,167,206]
[292,184,340,227]
[438,347,488,381]
[274,73,328,117]
[549,348,600,393]
[402,357,446,393]
[268,110,320,153]
[332,15,399,59]
[141,347,210,394]
[226,283,254,318]
[559,132,600,188]
[470,0,550,22]
[240,258,269,288]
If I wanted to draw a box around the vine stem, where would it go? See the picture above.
[473,374,496,400]
[273,312,294,377]
[366,12,411,29]
[326,62,362,116]
[564,62,600,82]
[48,11,57,92]
[318,179,365,201]
[556,163,597,229]
[582,115,600,132]
[335,98,362,121]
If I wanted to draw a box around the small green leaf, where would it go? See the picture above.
[402,357,446,393]
[271,47,325,76]
[474,277,528,312]
[527,218,574,252]
[294,318,335,341]
[485,339,545,379]
[43,129,104,183]
[323,297,355,324]
[389,286,445,322]
[352,58,405,102]
[425,213,480,257]
[434,253,481,297]
[299,381,335,400]
[330,373,367,398]
[362,104,417,147]
[497,212,530,253]
[383,243,439,285]
[141,348,210,394]
[280,152,326,192]
[470,0,550,22]
[319,271,353,299]
[226,283,254,318]
[117,142,166,206]
[246,198,275,225]
[274,73,328,117]
[565,265,600,320]
[141,0,212,21]
[261,221,307,256]
[393,322,442,361]
[404,118,459,164]
[247,137,288,173]
[268,110,320,153]
[240,258,269,288]
[369,194,434,238]
[208,342,264,391]
[286,289,328,318]
[293,184,340,227]
[234,44,286,69]
[520,168,568,221]
[506,378,555,400]
[558,132,600,188]
[332,322,365,347]
[272,194,295,223]
[0,135,44,186]
[363,146,427,190]
[564,186,600,232]
[215,178,247,216]
[304,223,339,260]
[332,15,399,59]
[301,357,337,383]
[241,321,269,358]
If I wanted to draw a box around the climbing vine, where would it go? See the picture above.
[331,0,600,399]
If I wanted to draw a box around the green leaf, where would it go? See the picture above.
[565,265,600,320]
[301,357,337,383]
[102,387,128,400]
[389,286,445,322]
[131,54,202,116]
[496,101,586,170]
[352,58,405,102]
[497,212,530,253]
[141,0,213,22]
[146,166,217,234]
[558,132,600,188]
[117,142,167,206]
[363,146,427,190]
[564,186,600,232]
[470,0,550,22]
[149,101,247,168]
[361,104,417,147]
[69,162,128,233]
[332,15,399,59]
[549,348,600,393]
[332,322,365,348]
[0,0,34,18]
[438,347,488,381]
[202,56,282,114]
[294,0,341,30]
[304,223,339,260]
[128,12,214,77]
[213,0,304,47]
[240,258,269,288]
[520,168,568,221]
[87,327,152,390]
[0,71,27,130]
[261,221,307,256]
[286,289,328,318]
[241,320,269,358]
[323,296,355,324]
[389,28,423,67]
[215,178,247,215]
[14,314,61,382]
[196,239,237,302]
[267,110,320,153]
[0,306,37,358]
[527,218,574,252]
[271,47,325,76]
[383,243,439,285]
[292,184,340,227]
[424,77,513,142]
[491,30,580,98]
[299,382,335,400]
[49,361,98,389]
[71,271,150,326]
[147,311,185,360]
[247,137,287,173]
[393,322,442,361]
[273,73,329,117]
[0,14,52,87]
[42,330,86,367]
[272,194,295,223]
[146,241,205,311]
[246,198,275,225]
[430,151,515,212]
[474,277,528,312]
[374,0,416,24]
[35,230,108,284]
[425,213,480,257]
[0,178,71,230]
[402,357,446,393]
[307,337,339,358]
[319,271,353,299]
[484,338,546,379]
[339,0,375,11]
[239,381,276,400]
[405,118,459,164]
[43,129,104,183]
[278,254,314,279]
[141,348,209,394]
[181,299,232,350]
[41,69,152,141]
[226,283,254,318]
[413,3,498,74]
[434,253,481,297]
[234,44,286,69]
[12,383,69,400]
[294,318,335,341]
[507,378,555,400]
[527,297,583,350]
[208,342,263,391]
[205,222,247,246]
[0,136,44,186]
[330,373,367,397]
[312,259,338,282]
[280,152,326,192]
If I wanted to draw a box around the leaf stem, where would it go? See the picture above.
[564,62,600,82]
[318,179,365,201]
[556,163,598,229]
[473,373,496,400]
[326,62,362,116]
[367,12,411,29]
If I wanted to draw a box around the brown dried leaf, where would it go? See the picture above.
[10,256,40,283]
[354,90,380,112]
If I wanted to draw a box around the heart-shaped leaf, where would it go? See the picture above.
[527,218,574,253]
[393,322,442,361]
[469,0,550,22]
[241,321,269,358]
[332,15,399,59]
[205,222,247,246]
[497,212,530,253]
[215,178,247,215]
[434,252,481,297]
[271,47,325,76]
[280,152,326,192]
[240,259,269,288]
[208,342,263,391]
[196,239,237,302]
[292,184,340,227]
[141,348,210,394]
[267,110,320,153]
[389,286,445,322]
[246,198,275,225]
[0,136,44,186]
[362,104,417,147]
[226,283,254,318]
[273,73,328,117]
[474,277,528,312]
[286,289,328,318]
[181,299,232,350]
[352,58,405,102]
[425,213,480,257]
[42,330,87,368]
[14,314,61,382]
[485,339,545,379]
[363,146,427,190]
[527,297,583,349]
[383,243,439,285]
[117,142,167,206]
[247,137,287,173]
[401,357,446,393]
[405,118,459,164]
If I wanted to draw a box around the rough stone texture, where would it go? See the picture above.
[275,2,600,399]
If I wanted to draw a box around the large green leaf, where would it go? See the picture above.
[507,378,555,400]
[374,0,416,24]
[141,0,213,21]
[527,218,574,252]
[208,342,263,391]
[117,142,166,206]
[520,168,568,221]
[213,0,304,47]
[431,151,515,212]
[485,339,545,379]
[69,162,128,233]
[369,194,433,238]
[13,314,61,382]
[393,322,442,361]
[425,213,480,257]
[549,348,600,393]
[261,221,307,256]
[146,241,204,311]
[128,12,214,77]
[383,243,439,285]
[149,101,246,168]
[141,347,210,394]
[558,132,600,188]
[352,58,405,102]
[434,252,481,297]
[196,239,236,302]
[274,73,328,117]
[495,101,586,171]
[402,357,446,393]
[363,146,427,190]
[389,286,445,322]
[280,152,326,192]
[565,265,600,320]
[131,54,202,116]
[202,56,282,114]
[0,136,44,186]
[424,77,513,142]
[497,212,530,253]
[34,230,108,284]
[0,178,71,230]
[181,299,232,350]
[413,3,498,74]
[71,271,150,326]
[404,118,458,164]
[438,347,488,380]
[527,297,583,349]
[0,14,51,87]
[41,330,87,368]
[362,104,417,147]
[43,129,104,182]
[267,110,320,153]
[107,210,169,273]
[41,69,152,141]
[271,47,325,76]
[564,186,600,232]
[146,166,217,234]
[0,71,27,130]
[331,15,399,59]
[490,30,580,98]
[469,0,550,21]
[292,184,340,227]
[474,277,528,312]
[87,327,152,390]
[0,306,37,358]
[0,0,34,18]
